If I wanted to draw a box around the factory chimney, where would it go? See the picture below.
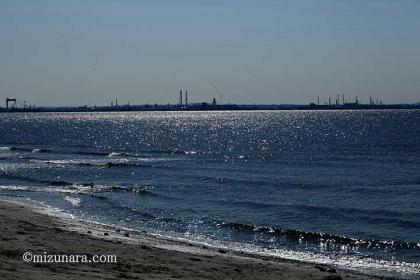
[185,90,188,106]
[179,90,183,106]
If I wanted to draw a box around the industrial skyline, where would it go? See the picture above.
[2,89,418,113]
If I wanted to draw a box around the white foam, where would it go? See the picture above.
[107,152,129,158]
[64,196,81,207]
[0,184,112,195]
[0,185,30,191]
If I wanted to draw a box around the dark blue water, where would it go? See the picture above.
[1,110,419,277]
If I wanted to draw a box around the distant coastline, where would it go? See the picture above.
[1,103,419,113]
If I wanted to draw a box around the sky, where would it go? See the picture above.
[1,0,420,106]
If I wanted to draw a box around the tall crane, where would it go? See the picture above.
[6,98,16,109]
[214,86,223,105]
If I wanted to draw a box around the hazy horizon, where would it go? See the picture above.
[1,0,420,106]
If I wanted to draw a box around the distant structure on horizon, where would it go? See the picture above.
[5,98,16,109]
[1,93,418,113]
[309,94,384,109]
[178,89,189,107]
[185,90,188,106]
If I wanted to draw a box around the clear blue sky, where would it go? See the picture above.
[1,0,420,106]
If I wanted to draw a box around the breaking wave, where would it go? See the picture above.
[0,183,167,198]
[31,159,155,169]
[6,146,52,153]
[222,221,420,251]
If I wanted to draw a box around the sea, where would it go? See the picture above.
[0,110,419,278]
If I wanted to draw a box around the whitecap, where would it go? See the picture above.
[64,196,81,207]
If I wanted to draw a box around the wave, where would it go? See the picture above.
[0,146,52,156]
[72,151,110,156]
[98,162,153,168]
[0,184,83,194]
[107,152,138,158]
[64,196,81,207]
[0,181,168,199]
[108,150,197,158]
[217,199,420,230]
[222,221,420,251]
[147,149,196,155]
[33,159,154,169]
[108,185,163,197]
[1,145,179,164]
[48,180,75,186]
[55,150,144,158]
[7,146,51,153]
[9,147,33,152]
[0,174,94,188]
[1,145,134,158]
[31,148,51,153]
[0,171,161,196]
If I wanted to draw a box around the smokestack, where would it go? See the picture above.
[337,94,339,106]
[317,96,319,106]
[329,97,331,107]
[185,90,188,106]
[342,94,345,105]
[179,90,183,106]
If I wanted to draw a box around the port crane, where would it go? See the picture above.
[5,98,32,109]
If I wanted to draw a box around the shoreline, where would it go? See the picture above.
[0,199,378,280]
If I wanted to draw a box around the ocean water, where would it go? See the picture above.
[1,110,419,278]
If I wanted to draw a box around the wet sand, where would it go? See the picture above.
[0,200,378,280]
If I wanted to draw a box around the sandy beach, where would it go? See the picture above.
[0,200,379,280]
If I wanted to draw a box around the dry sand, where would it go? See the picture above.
[0,200,379,280]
